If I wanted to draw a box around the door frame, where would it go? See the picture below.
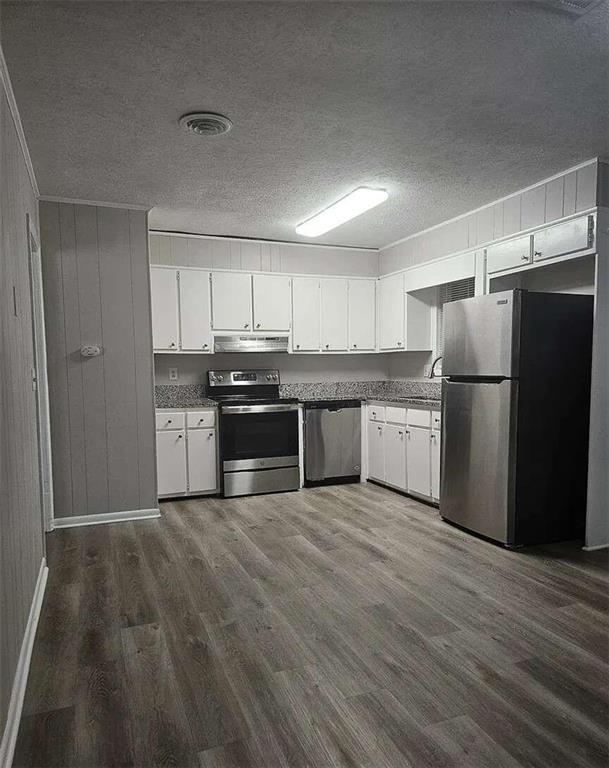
[26,213,54,532]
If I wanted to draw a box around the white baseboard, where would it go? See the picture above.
[582,542,609,551]
[52,507,160,529]
[0,558,48,768]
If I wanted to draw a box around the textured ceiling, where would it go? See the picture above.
[2,1,608,248]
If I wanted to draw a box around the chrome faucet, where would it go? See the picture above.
[429,355,443,379]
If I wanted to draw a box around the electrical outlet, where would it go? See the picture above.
[168,367,179,382]
[423,365,431,377]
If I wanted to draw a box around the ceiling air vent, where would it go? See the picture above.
[179,112,232,137]
[533,0,605,16]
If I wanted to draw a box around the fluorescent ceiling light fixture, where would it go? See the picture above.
[295,187,389,237]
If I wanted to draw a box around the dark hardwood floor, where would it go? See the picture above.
[13,483,609,768]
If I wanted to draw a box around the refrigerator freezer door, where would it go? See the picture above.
[443,290,520,378]
[440,378,517,544]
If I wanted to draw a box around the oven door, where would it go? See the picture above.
[220,405,299,471]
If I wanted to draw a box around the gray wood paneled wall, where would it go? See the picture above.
[40,202,157,520]
[149,234,379,277]
[0,87,45,737]
[380,159,605,275]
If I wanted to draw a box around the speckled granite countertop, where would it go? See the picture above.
[367,396,441,408]
[155,379,442,409]
[156,402,217,411]
[155,385,217,408]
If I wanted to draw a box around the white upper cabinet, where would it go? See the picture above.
[321,279,348,351]
[292,277,320,352]
[486,235,532,274]
[405,290,433,351]
[150,267,180,351]
[211,272,252,331]
[348,280,376,351]
[179,269,212,352]
[532,215,594,263]
[252,274,291,331]
[379,274,405,350]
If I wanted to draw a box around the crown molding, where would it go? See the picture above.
[0,42,39,197]
[40,195,150,211]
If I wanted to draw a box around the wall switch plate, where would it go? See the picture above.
[169,367,179,381]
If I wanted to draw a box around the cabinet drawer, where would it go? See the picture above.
[368,405,386,422]
[431,411,441,429]
[156,412,185,431]
[407,409,431,428]
[385,406,407,425]
[186,409,216,429]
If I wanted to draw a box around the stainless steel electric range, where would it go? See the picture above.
[208,369,301,498]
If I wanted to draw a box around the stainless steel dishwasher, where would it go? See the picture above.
[303,400,361,486]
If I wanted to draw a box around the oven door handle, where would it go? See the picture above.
[221,403,300,414]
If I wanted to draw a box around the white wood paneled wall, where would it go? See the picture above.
[0,87,45,739]
[380,159,605,275]
[40,202,157,521]
[149,233,379,277]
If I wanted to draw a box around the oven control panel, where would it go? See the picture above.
[208,369,280,386]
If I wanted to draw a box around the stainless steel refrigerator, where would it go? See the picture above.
[440,289,593,546]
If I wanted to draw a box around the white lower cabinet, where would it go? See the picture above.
[406,426,431,497]
[156,409,217,497]
[156,430,187,496]
[367,421,385,481]
[187,428,217,493]
[430,429,441,500]
[365,403,439,502]
[384,424,407,489]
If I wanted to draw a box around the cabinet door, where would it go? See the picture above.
[292,277,320,351]
[150,267,179,351]
[321,279,348,351]
[384,424,407,490]
[367,421,385,481]
[486,235,532,274]
[187,429,217,493]
[156,430,186,496]
[253,274,291,331]
[211,272,252,331]
[379,274,405,350]
[179,270,212,351]
[405,291,433,351]
[348,280,376,351]
[406,426,431,497]
[430,429,441,500]
[533,215,593,262]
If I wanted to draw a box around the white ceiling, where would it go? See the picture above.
[2,1,608,249]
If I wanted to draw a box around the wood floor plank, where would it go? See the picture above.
[14,483,609,767]
[121,622,199,767]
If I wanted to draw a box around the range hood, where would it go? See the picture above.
[213,335,290,353]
